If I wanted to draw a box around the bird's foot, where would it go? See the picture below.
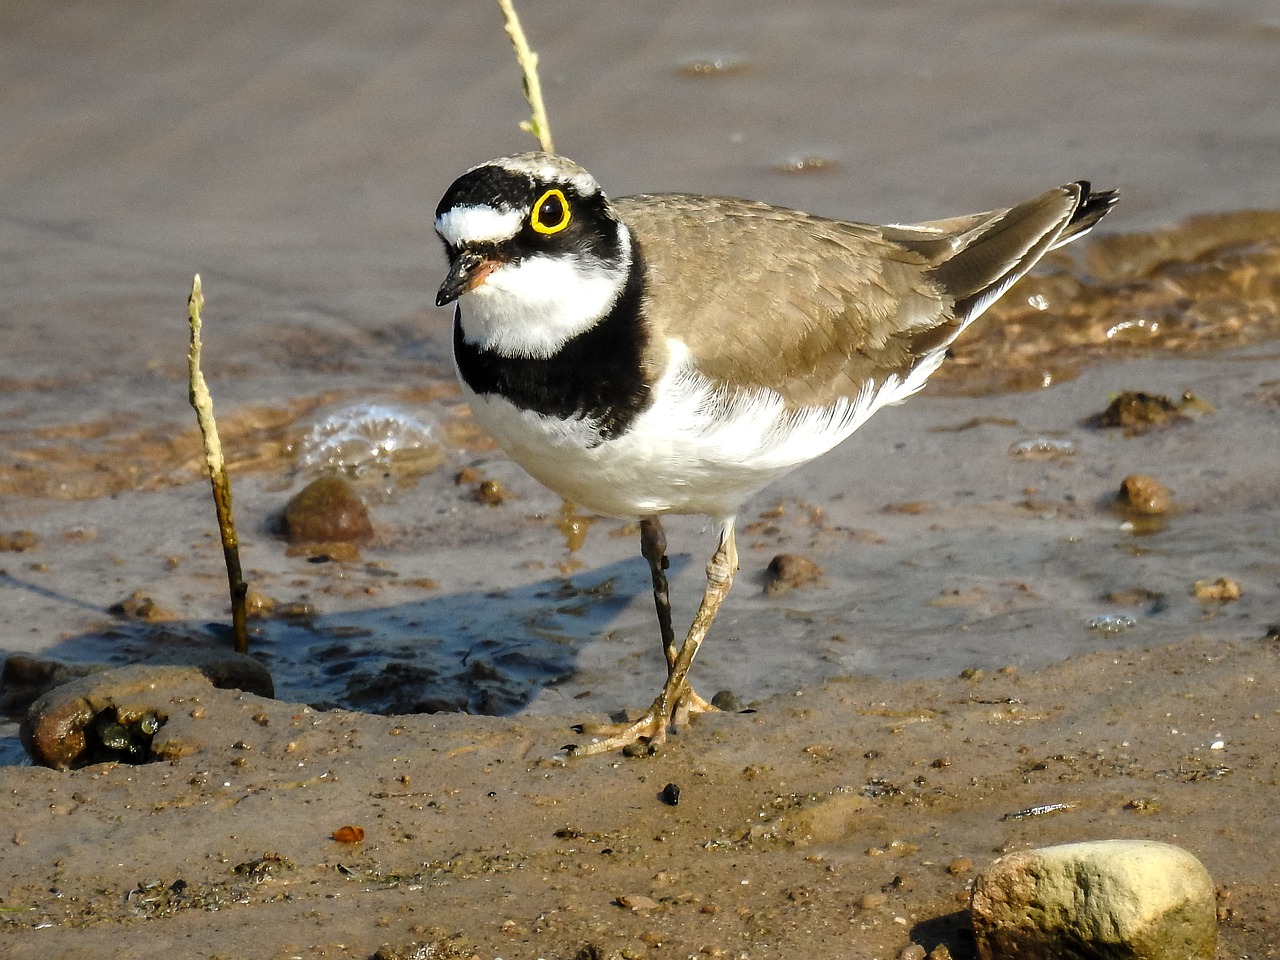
[567,683,716,757]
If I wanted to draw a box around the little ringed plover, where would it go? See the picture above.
[435,152,1118,756]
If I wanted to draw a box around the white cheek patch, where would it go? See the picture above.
[459,252,628,358]
[436,205,523,246]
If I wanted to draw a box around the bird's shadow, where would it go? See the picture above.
[1,556,686,722]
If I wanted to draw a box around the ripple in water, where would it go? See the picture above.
[295,403,444,479]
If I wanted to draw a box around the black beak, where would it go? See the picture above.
[436,248,498,307]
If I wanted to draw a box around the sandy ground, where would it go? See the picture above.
[1,636,1278,960]
[3,2,1280,958]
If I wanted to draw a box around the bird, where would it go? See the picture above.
[434,151,1118,756]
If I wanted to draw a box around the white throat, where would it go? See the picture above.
[457,224,632,359]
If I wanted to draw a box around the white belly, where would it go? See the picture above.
[458,341,933,521]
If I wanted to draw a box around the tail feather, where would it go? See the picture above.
[1051,181,1120,249]
[900,181,1118,360]
[933,181,1118,327]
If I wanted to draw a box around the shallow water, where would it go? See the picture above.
[2,1,1279,727]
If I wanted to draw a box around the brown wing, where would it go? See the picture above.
[614,194,952,409]
[614,184,1112,410]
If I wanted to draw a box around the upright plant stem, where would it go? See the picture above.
[497,0,555,153]
[187,275,249,654]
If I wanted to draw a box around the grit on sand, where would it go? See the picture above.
[1,634,1277,959]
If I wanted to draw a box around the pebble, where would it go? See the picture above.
[473,478,507,506]
[971,839,1216,960]
[108,590,176,622]
[947,856,973,876]
[762,553,824,595]
[1091,391,1193,433]
[1193,576,1242,603]
[283,476,373,544]
[710,690,742,711]
[1117,474,1172,515]
[0,529,39,551]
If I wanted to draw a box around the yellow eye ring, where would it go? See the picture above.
[530,188,571,235]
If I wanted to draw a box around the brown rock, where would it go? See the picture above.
[473,478,507,506]
[108,589,176,621]
[20,656,274,770]
[1090,391,1199,433]
[947,856,973,876]
[0,529,38,552]
[763,553,824,595]
[283,476,373,544]
[1117,475,1172,515]
[1193,576,1242,603]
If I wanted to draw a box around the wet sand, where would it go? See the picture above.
[2,637,1278,959]
[2,2,1280,957]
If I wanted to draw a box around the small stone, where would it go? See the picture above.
[1117,474,1172,515]
[473,478,507,506]
[898,946,926,960]
[1090,391,1195,433]
[710,690,742,711]
[283,476,373,544]
[1193,576,1241,603]
[947,856,973,876]
[860,892,888,910]
[0,529,38,552]
[971,839,1216,960]
[659,782,680,806]
[108,590,176,622]
[762,553,823,595]
[244,589,277,618]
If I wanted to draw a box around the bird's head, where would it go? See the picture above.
[434,152,632,358]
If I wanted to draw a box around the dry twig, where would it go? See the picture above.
[187,275,249,654]
[497,0,555,152]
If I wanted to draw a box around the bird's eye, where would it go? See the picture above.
[530,188,571,235]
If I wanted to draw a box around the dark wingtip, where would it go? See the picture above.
[1063,181,1120,241]
[1073,180,1121,217]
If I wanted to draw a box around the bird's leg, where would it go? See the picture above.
[570,521,737,756]
[640,515,715,718]
[638,516,676,668]
[665,522,735,721]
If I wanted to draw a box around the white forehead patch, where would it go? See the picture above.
[484,154,600,197]
[436,204,524,246]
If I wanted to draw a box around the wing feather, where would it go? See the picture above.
[613,183,1115,410]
